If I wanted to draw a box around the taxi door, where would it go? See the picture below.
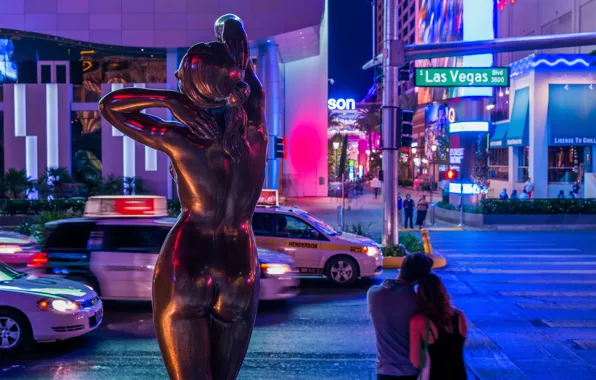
[272,214,325,272]
[90,223,167,300]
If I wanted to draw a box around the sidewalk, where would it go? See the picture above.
[284,190,458,240]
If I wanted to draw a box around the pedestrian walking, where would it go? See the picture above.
[416,195,429,229]
[368,253,434,380]
[403,194,415,229]
[413,177,421,197]
[523,178,534,198]
[372,176,381,199]
[398,193,403,227]
[572,180,581,198]
[410,274,468,380]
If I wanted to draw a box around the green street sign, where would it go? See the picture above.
[415,67,510,87]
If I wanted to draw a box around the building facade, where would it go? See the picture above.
[0,0,329,198]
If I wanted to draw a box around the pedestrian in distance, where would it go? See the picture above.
[403,194,415,229]
[568,190,576,199]
[398,192,403,227]
[499,188,508,200]
[523,178,534,198]
[510,190,518,200]
[572,180,581,198]
[414,176,422,197]
[372,176,381,199]
[368,253,434,380]
[416,195,429,229]
[557,190,565,199]
[519,189,530,200]
[410,273,468,380]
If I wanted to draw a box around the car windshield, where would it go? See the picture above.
[0,262,23,282]
[303,213,338,236]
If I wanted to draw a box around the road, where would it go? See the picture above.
[2,230,596,379]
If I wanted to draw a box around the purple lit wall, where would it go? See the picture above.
[2,83,71,179]
[0,0,324,48]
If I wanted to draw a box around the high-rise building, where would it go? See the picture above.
[0,0,329,198]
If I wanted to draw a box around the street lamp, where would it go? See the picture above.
[333,142,340,179]
[412,147,417,154]
[430,144,437,225]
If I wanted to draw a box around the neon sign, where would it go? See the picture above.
[328,98,356,110]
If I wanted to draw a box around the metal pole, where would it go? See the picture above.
[459,175,464,227]
[363,32,596,70]
[381,0,399,247]
[430,155,435,226]
[341,172,345,230]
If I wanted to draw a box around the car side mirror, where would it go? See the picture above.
[309,229,321,240]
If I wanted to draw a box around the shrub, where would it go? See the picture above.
[346,222,372,238]
[399,179,413,187]
[480,198,596,215]
[376,232,424,257]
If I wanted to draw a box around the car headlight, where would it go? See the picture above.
[260,263,291,276]
[365,246,381,257]
[37,299,80,313]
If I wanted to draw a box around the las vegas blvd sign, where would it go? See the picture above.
[415,67,510,87]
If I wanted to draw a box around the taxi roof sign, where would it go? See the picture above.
[257,189,279,207]
[84,196,168,218]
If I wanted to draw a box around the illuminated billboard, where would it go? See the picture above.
[417,0,495,104]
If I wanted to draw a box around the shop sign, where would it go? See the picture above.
[552,137,596,145]
[328,98,356,110]
[415,67,509,87]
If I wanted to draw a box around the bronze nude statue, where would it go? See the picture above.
[98,15,267,380]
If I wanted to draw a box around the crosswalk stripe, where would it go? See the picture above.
[517,303,596,310]
[533,320,596,328]
[447,254,595,259]
[456,261,596,266]
[501,291,596,296]
[486,280,596,284]
[469,269,596,274]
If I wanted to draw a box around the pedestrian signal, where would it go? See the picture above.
[446,169,458,180]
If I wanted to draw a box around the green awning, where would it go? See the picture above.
[490,121,509,148]
[506,87,529,146]
[548,84,596,146]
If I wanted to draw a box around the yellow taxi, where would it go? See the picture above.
[253,190,383,285]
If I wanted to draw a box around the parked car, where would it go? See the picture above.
[0,262,103,353]
[0,231,39,268]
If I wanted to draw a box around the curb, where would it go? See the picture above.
[383,229,447,270]
[382,252,447,269]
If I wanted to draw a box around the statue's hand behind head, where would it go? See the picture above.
[169,98,220,140]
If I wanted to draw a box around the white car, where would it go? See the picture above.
[28,196,299,302]
[0,262,103,353]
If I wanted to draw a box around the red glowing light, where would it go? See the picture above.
[447,170,457,180]
[289,124,322,173]
[114,198,155,215]
[28,252,48,268]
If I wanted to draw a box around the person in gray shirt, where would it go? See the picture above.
[368,253,434,380]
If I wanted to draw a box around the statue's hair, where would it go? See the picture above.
[177,42,250,163]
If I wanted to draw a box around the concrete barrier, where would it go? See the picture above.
[382,229,447,269]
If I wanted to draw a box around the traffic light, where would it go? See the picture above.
[396,109,413,148]
[274,136,285,159]
[446,169,458,180]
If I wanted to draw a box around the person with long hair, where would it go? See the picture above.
[99,15,267,380]
[410,274,467,379]
[416,195,429,229]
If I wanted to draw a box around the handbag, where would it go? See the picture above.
[418,317,431,380]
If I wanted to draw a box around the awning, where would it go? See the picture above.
[490,121,509,148]
[548,84,596,146]
[506,87,529,146]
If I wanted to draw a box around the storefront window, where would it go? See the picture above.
[517,147,529,182]
[548,146,586,183]
[489,148,508,181]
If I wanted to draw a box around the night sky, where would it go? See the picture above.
[328,0,374,102]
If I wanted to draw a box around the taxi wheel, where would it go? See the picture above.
[0,309,32,353]
[326,256,359,285]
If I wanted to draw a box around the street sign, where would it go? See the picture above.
[415,67,509,87]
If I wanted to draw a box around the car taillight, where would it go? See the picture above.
[28,252,48,267]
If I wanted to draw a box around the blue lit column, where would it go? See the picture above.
[257,42,282,190]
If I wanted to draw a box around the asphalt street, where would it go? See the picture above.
[3,230,596,379]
